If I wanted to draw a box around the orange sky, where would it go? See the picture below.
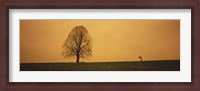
[20,20,180,63]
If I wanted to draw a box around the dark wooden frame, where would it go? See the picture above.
[0,0,199,91]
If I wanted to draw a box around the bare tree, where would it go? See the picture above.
[62,26,92,63]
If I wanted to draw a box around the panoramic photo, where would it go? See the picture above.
[20,20,180,71]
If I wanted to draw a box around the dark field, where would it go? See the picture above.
[20,60,180,71]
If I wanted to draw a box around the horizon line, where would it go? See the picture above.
[20,59,180,64]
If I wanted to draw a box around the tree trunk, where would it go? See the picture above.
[76,54,80,63]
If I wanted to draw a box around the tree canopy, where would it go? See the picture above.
[62,26,92,63]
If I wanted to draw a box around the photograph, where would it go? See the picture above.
[1,0,198,90]
[20,20,180,71]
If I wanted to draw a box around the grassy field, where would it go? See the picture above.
[20,60,180,71]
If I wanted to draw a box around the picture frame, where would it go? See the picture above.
[1,0,199,91]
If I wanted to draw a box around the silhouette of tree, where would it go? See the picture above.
[62,26,92,63]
